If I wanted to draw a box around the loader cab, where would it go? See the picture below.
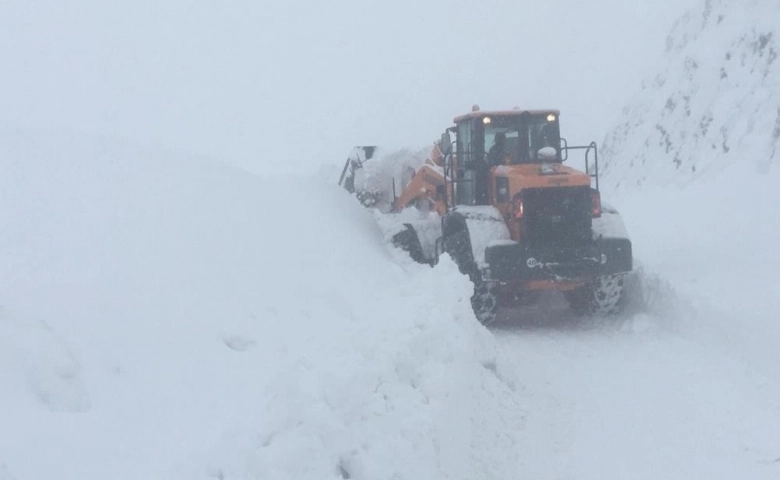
[453,108,562,205]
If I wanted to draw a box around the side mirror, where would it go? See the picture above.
[440,132,453,156]
[560,137,569,161]
[436,184,446,200]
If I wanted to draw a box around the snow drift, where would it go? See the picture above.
[0,130,523,480]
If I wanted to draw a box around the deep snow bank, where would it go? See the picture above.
[601,0,780,188]
[0,130,522,480]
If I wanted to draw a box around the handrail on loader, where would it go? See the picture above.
[561,141,599,191]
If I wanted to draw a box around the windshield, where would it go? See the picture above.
[483,114,561,165]
[485,124,522,165]
[527,116,560,162]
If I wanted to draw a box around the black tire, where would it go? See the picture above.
[471,279,499,325]
[356,190,380,208]
[442,213,477,278]
[391,225,427,265]
[442,213,499,325]
[564,274,626,315]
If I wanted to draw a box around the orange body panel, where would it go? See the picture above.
[388,123,599,295]
[393,164,447,214]
[488,164,591,242]
[491,164,591,190]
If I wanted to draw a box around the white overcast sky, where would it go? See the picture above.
[0,0,700,174]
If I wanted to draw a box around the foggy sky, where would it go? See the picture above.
[0,0,700,174]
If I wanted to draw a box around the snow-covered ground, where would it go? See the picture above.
[3,130,779,479]
[3,1,780,477]
[0,130,525,480]
[491,0,780,475]
[488,0,778,475]
[489,162,780,478]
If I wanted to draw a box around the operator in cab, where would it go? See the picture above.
[487,132,508,167]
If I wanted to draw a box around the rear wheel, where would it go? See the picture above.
[564,274,626,315]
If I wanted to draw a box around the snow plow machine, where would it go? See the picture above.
[339,106,633,324]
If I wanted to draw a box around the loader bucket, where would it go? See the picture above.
[339,146,377,193]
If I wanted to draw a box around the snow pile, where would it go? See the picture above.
[600,0,780,188]
[0,130,523,480]
[372,207,443,261]
[351,146,433,212]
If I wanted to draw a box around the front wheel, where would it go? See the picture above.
[471,279,499,325]
[564,274,626,315]
[391,225,427,265]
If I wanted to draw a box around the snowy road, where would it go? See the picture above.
[492,307,780,479]
[484,169,780,479]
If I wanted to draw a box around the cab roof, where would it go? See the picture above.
[453,108,561,123]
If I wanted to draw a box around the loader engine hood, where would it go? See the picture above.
[490,163,596,248]
[493,163,591,189]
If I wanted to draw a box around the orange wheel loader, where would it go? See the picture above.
[340,106,633,324]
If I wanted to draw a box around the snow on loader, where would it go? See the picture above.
[339,106,633,324]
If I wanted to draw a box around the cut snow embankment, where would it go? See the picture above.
[0,131,522,480]
[600,0,780,187]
